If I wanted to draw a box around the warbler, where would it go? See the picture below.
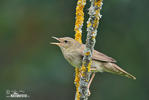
[51,37,136,80]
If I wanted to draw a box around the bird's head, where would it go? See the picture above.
[51,37,81,51]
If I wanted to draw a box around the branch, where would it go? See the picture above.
[74,0,86,100]
[74,0,86,44]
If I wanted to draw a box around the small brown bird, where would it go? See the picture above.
[51,37,136,80]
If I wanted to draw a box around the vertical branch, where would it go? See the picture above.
[79,0,103,100]
[74,0,86,44]
[74,0,86,100]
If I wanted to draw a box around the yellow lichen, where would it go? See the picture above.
[85,52,90,56]
[87,60,92,72]
[74,0,86,44]
[93,18,99,28]
[74,68,80,83]
[81,64,86,76]
[92,36,96,39]
[75,32,82,44]
[74,0,86,100]
[75,68,80,100]
[95,0,102,7]
[87,22,92,28]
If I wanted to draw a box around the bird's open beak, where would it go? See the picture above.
[50,36,61,46]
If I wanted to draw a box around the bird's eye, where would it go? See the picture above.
[64,40,68,43]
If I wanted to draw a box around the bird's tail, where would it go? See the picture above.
[103,63,136,80]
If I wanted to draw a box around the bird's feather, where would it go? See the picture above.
[79,44,116,63]
[103,63,136,80]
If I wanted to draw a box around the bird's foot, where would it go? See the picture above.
[87,88,91,96]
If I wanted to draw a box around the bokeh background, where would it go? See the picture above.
[0,0,149,100]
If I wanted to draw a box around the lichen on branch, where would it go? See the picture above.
[74,0,86,44]
[74,0,103,100]
[74,0,86,100]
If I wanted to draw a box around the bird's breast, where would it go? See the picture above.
[63,51,82,68]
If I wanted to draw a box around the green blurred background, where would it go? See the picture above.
[0,0,149,100]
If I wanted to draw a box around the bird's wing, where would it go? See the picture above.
[79,44,116,63]
[93,49,116,62]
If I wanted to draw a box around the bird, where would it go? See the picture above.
[51,36,136,80]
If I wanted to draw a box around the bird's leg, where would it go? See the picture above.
[87,72,96,96]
